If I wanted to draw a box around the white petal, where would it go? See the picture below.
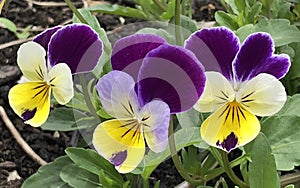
[96,71,139,119]
[48,63,74,104]
[236,73,287,116]
[139,100,170,153]
[17,42,47,81]
[194,72,235,112]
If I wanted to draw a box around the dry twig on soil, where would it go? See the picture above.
[0,106,48,166]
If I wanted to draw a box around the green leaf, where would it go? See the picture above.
[41,107,88,131]
[246,1,262,23]
[0,17,17,33]
[234,0,246,13]
[60,164,102,188]
[88,4,147,20]
[176,108,201,128]
[245,133,280,188]
[236,19,300,46]
[161,0,175,20]
[140,127,202,178]
[65,147,124,185]
[21,156,73,188]
[66,90,89,112]
[153,180,160,188]
[261,95,300,170]
[269,94,300,117]
[136,27,175,44]
[215,11,239,30]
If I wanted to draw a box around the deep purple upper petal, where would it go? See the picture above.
[234,32,290,81]
[137,44,206,113]
[111,34,166,80]
[185,27,239,80]
[33,26,62,51]
[48,23,103,74]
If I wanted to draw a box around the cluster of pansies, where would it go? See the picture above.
[9,24,290,173]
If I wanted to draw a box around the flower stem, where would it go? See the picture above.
[174,0,182,46]
[64,0,88,24]
[79,74,99,119]
[204,153,249,182]
[168,116,203,186]
[220,150,249,188]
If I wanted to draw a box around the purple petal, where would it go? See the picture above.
[96,70,139,119]
[137,44,206,113]
[111,34,166,80]
[48,24,103,74]
[33,26,63,51]
[185,27,239,80]
[234,32,290,81]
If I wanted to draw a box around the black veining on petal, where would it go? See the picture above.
[216,132,238,152]
[21,108,37,121]
[110,150,127,166]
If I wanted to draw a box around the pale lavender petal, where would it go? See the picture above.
[138,44,206,113]
[111,34,166,80]
[234,32,290,81]
[185,27,239,80]
[140,100,170,153]
[48,24,102,74]
[96,70,139,119]
[33,26,63,51]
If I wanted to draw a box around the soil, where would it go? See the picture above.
[0,0,221,187]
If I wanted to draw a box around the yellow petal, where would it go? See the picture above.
[17,42,47,82]
[8,82,51,127]
[0,0,5,13]
[236,73,287,116]
[48,63,74,104]
[194,72,235,113]
[200,101,260,152]
[92,119,145,173]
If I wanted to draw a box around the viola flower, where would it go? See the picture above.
[8,24,102,127]
[185,27,290,152]
[8,42,73,127]
[93,34,206,173]
[33,23,103,74]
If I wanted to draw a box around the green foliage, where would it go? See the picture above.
[176,108,201,128]
[0,17,32,39]
[41,107,94,131]
[22,148,130,188]
[236,19,300,46]
[245,133,280,188]
[60,164,102,188]
[261,95,300,170]
[138,127,203,179]
[22,156,73,188]
[65,147,124,186]
[87,0,191,22]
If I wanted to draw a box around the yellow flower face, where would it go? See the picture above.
[8,42,74,127]
[194,72,287,152]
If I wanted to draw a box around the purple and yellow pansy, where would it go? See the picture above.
[185,27,290,152]
[93,34,206,173]
[8,24,102,127]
